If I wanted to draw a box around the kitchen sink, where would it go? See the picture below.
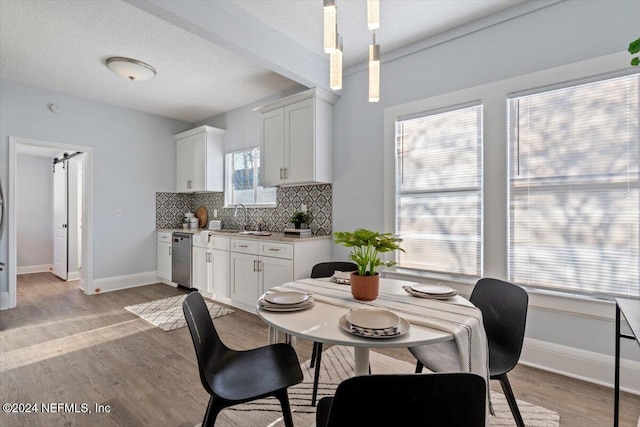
[210,229,272,236]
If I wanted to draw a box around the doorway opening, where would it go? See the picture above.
[2,137,94,310]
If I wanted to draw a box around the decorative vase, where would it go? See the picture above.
[350,272,380,301]
[295,223,301,229]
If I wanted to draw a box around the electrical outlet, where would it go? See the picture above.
[115,209,122,217]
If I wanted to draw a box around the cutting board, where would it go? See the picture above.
[196,206,208,228]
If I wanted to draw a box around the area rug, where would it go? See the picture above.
[125,294,233,331]
[212,345,560,426]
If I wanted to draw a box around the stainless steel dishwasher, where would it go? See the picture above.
[171,232,192,288]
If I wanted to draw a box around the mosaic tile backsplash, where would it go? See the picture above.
[155,184,332,236]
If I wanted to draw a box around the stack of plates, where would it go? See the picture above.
[404,284,457,299]
[339,308,409,339]
[330,270,352,284]
[258,291,314,312]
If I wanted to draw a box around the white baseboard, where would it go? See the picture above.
[91,271,159,294]
[17,264,52,275]
[67,271,81,281]
[521,337,640,395]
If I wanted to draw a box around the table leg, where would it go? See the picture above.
[354,347,370,376]
[268,326,276,344]
[614,304,621,427]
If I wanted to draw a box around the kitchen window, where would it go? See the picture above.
[225,148,276,207]
[508,74,640,298]
[395,103,483,277]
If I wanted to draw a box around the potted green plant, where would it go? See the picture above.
[334,228,404,301]
[289,210,311,229]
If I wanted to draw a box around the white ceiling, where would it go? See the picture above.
[0,0,528,123]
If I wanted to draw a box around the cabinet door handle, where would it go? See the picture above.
[284,167,288,179]
[238,244,249,248]
[267,248,281,252]
[253,259,257,272]
[187,180,192,189]
[257,260,262,272]
[279,168,283,180]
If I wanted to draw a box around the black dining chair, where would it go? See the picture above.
[182,292,303,427]
[316,373,487,427]
[309,261,357,406]
[409,278,529,427]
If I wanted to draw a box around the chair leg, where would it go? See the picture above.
[495,373,525,427]
[415,361,424,373]
[275,389,295,427]
[310,341,321,368]
[202,396,224,427]
[311,343,323,406]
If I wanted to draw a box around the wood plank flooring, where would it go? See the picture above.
[1,273,638,426]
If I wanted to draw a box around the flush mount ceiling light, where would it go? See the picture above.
[106,57,156,81]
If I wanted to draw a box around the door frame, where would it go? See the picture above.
[5,136,94,310]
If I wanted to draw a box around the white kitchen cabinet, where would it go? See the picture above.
[192,234,231,298]
[229,237,330,311]
[256,88,337,186]
[230,239,294,307]
[174,125,226,192]
[157,232,173,284]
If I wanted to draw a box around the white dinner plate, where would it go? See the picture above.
[258,302,314,312]
[264,291,309,305]
[339,315,410,339]
[345,308,400,330]
[410,284,454,295]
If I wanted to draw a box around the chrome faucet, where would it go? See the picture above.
[233,203,247,230]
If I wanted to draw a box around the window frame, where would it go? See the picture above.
[393,101,484,278]
[383,52,640,301]
[224,147,276,208]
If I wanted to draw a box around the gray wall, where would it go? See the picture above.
[0,80,192,291]
[16,155,52,269]
[332,0,640,362]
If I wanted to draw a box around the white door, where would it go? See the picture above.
[260,108,285,186]
[260,256,293,294]
[52,162,68,280]
[176,137,191,192]
[286,98,314,183]
[230,252,259,306]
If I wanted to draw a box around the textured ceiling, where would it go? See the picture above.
[0,0,299,123]
[0,0,527,123]
[231,0,525,68]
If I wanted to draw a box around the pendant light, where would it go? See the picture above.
[323,0,337,53]
[368,33,380,102]
[329,34,343,90]
[367,0,379,30]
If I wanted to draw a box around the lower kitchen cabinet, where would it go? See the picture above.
[193,235,231,298]
[157,232,172,284]
[229,237,329,311]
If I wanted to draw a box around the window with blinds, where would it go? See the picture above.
[509,74,640,298]
[395,103,483,276]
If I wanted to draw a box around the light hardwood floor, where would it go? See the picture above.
[1,273,638,426]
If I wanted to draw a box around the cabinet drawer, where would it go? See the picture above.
[157,232,172,243]
[231,239,259,255]
[210,236,230,251]
[259,242,293,260]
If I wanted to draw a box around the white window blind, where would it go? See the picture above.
[395,103,483,276]
[509,74,640,298]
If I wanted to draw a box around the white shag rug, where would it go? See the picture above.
[208,345,560,426]
[125,294,234,331]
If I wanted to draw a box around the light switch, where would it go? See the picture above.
[115,209,122,217]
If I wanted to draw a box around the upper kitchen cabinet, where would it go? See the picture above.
[255,88,337,186]
[174,125,226,192]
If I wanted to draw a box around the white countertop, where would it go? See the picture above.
[157,228,332,243]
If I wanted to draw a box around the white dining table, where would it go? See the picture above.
[256,277,472,376]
